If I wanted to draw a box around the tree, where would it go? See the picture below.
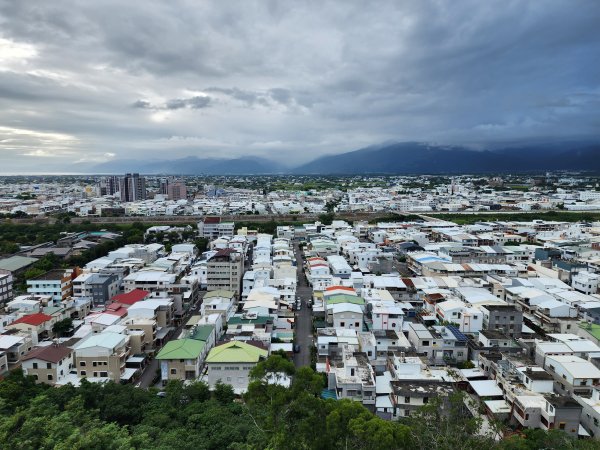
[213,381,235,404]
[52,318,74,337]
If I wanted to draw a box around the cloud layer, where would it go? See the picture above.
[0,1,599,172]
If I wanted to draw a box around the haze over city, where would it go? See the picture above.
[1,1,599,173]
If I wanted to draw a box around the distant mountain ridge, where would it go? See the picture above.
[89,156,286,175]
[87,141,600,175]
[292,142,600,174]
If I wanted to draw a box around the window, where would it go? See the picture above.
[46,363,51,369]
[422,341,429,346]
[100,371,108,377]
[170,368,177,375]
[81,370,86,376]
[80,361,86,367]
[559,422,566,430]
[340,322,345,327]
[423,397,428,404]
[404,396,410,404]
[47,374,53,381]
[33,362,38,369]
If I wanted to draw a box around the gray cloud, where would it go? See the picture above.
[132,96,211,110]
[0,0,599,172]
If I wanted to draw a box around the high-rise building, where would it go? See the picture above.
[98,176,119,196]
[206,248,244,295]
[119,173,147,202]
[167,179,187,201]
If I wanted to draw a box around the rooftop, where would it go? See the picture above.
[206,340,267,364]
[156,339,205,360]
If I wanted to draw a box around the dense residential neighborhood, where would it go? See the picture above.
[2,202,600,444]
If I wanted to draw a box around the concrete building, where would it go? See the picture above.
[119,173,146,202]
[207,249,244,294]
[22,345,74,385]
[27,269,76,302]
[205,340,267,393]
[73,332,130,383]
[0,270,13,305]
[72,272,120,306]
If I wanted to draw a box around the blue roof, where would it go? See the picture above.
[447,325,467,343]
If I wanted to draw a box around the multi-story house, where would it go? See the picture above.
[72,272,120,307]
[205,340,267,393]
[73,331,130,383]
[22,344,74,385]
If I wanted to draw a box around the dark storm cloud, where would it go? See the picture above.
[133,96,212,110]
[0,0,598,172]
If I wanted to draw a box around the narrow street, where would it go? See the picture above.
[293,240,313,368]
[138,291,206,388]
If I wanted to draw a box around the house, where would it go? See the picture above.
[156,339,205,384]
[205,341,268,393]
[480,304,523,338]
[0,333,33,365]
[327,347,376,410]
[198,217,235,239]
[544,355,600,396]
[21,344,73,385]
[73,332,130,383]
[201,290,236,320]
[7,313,56,341]
[111,289,151,307]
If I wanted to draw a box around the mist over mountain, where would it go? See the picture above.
[87,141,600,175]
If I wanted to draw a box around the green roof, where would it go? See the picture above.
[227,316,271,325]
[206,341,267,364]
[580,322,600,341]
[204,290,235,299]
[0,255,38,272]
[325,294,365,305]
[156,339,205,360]
[190,324,215,342]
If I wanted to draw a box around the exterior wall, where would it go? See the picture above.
[0,271,13,305]
[332,312,363,330]
[206,361,256,392]
[160,357,201,383]
[22,355,73,385]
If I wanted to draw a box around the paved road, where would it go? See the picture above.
[138,291,206,388]
[293,241,313,368]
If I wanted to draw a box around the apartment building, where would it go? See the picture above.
[72,272,120,306]
[207,248,244,294]
[198,217,235,239]
[119,173,146,202]
[480,304,524,338]
[0,270,13,305]
[27,269,77,302]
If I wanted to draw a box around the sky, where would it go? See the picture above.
[0,0,599,173]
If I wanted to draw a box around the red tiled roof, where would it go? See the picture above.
[203,217,221,224]
[22,345,72,363]
[10,313,53,326]
[325,286,355,292]
[111,289,150,305]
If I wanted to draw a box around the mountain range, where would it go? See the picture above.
[84,141,600,175]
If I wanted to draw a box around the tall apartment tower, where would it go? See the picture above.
[167,179,187,201]
[98,176,119,196]
[119,173,147,202]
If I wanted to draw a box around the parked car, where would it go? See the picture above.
[294,344,301,353]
